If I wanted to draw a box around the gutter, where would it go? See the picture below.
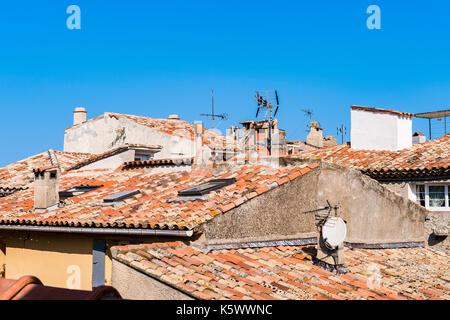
[0,225,194,237]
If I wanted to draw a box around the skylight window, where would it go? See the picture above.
[103,190,140,203]
[178,178,236,197]
[0,187,21,198]
[59,185,103,200]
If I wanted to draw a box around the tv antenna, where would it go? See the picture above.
[337,125,347,144]
[301,109,314,132]
[201,89,227,129]
[255,90,280,155]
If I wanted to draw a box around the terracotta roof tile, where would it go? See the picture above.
[0,160,317,230]
[112,242,450,300]
[291,135,450,179]
[0,150,94,190]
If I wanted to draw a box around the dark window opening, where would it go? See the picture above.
[178,178,236,197]
[134,154,153,161]
[416,185,425,207]
[59,185,103,200]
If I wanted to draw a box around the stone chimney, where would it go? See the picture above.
[73,107,87,126]
[33,166,59,211]
[350,106,413,151]
[306,121,324,147]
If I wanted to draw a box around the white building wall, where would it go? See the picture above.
[397,116,413,150]
[79,150,135,171]
[64,113,212,160]
[351,110,412,151]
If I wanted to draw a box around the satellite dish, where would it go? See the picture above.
[322,217,347,248]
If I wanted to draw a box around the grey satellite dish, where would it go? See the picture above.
[322,217,347,248]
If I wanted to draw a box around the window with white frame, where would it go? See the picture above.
[415,184,449,211]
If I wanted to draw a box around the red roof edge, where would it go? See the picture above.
[0,276,122,300]
[351,105,414,118]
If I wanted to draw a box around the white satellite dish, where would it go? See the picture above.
[322,217,347,248]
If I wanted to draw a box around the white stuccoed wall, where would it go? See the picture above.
[64,113,211,159]
[351,109,412,151]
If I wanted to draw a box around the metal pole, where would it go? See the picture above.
[429,119,432,140]
[212,89,215,129]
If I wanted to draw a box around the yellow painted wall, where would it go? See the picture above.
[2,232,113,291]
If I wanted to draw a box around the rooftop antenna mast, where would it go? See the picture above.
[301,109,314,132]
[201,89,227,129]
[255,90,280,155]
[337,125,347,144]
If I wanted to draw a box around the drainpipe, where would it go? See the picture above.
[0,225,194,237]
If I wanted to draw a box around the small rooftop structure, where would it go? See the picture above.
[351,105,413,151]
[414,109,450,140]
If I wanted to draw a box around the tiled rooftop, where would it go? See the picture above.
[293,134,450,179]
[0,150,93,190]
[0,161,318,230]
[112,241,450,300]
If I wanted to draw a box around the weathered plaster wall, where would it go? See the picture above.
[200,170,319,245]
[316,165,427,244]
[80,150,135,171]
[201,164,427,246]
[64,114,211,160]
[64,116,114,154]
[111,259,193,300]
[381,181,410,199]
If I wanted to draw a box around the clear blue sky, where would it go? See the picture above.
[1,1,449,166]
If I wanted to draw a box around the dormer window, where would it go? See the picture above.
[134,153,153,161]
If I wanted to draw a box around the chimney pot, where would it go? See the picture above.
[168,114,180,120]
[73,107,87,126]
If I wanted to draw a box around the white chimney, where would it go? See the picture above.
[168,114,180,120]
[73,107,87,126]
[350,106,413,151]
[194,121,206,165]
[33,166,59,211]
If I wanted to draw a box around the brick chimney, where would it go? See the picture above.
[33,166,59,211]
[73,107,87,126]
